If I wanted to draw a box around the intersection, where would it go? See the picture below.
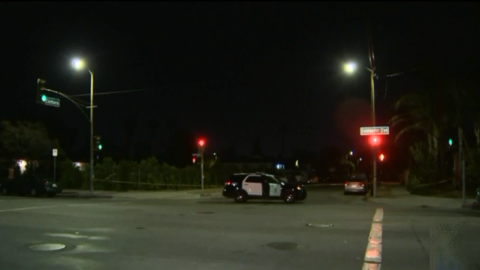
[0,186,478,270]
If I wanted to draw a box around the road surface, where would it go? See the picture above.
[0,186,478,270]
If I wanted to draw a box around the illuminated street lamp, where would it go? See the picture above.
[344,62,357,74]
[72,58,95,193]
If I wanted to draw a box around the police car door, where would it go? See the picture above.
[243,175,262,196]
[266,176,282,197]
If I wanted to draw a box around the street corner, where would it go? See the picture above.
[462,201,480,211]
[376,186,394,198]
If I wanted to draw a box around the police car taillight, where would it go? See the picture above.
[225,180,232,185]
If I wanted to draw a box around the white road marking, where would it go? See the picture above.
[45,233,109,240]
[363,208,383,269]
[0,201,131,213]
[0,205,58,213]
[362,262,381,270]
[67,201,132,207]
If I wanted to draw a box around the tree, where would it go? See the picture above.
[0,120,63,160]
[389,84,466,170]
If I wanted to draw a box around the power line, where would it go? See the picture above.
[70,88,158,97]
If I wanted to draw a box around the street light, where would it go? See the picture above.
[344,62,357,74]
[344,61,377,197]
[72,58,95,193]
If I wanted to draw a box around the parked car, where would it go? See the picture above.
[1,175,62,197]
[344,173,370,195]
[223,172,307,203]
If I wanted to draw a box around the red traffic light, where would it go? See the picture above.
[379,153,385,161]
[198,139,205,147]
[368,136,381,147]
[192,156,196,163]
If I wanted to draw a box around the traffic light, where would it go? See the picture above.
[36,78,47,104]
[448,138,453,146]
[379,153,385,161]
[368,136,381,147]
[192,156,196,164]
[198,138,206,153]
[94,136,102,151]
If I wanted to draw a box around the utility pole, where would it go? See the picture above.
[89,70,94,193]
[370,69,377,197]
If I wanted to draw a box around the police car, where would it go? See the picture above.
[222,173,307,203]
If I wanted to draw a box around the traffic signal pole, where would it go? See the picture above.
[370,69,377,198]
[197,139,206,190]
[201,152,204,190]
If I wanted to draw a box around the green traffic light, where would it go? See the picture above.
[41,95,47,102]
[98,144,102,150]
[448,139,453,146]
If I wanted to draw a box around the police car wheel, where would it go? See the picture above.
[234,191,247,203]
[283,192,295,203]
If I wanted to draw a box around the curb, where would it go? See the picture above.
[462,202,480,210]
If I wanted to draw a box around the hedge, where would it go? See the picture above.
[56,157,271,191]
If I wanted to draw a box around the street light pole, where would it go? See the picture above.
[343,62,377,196]
[89,70,94,193]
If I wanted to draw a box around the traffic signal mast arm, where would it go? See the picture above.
[41,87,96,121]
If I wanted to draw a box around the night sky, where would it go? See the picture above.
[1,2,479,161]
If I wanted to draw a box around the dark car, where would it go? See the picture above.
[1,175,62,197]
[223,172,307,203]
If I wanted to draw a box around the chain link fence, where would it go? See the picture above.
[57,157,253,191]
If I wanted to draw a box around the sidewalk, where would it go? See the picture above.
[59,188,223,200]
[367,185,478,210]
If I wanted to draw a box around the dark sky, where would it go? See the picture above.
[1,2,479,159]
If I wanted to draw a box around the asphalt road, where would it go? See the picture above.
[0,186,479,270]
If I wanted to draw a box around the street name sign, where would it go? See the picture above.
[360,126,389,136]
[43,96,60,108]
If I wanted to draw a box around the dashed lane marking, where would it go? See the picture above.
[0,205,59,213]
[67,202,132,207]
[0,201,132,213]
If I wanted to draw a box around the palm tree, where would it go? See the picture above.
[389,81,468,188]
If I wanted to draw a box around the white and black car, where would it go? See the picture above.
[222,173,307,203]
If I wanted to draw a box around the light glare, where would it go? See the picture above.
[72,58,85,70]
[344,62,356,74]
